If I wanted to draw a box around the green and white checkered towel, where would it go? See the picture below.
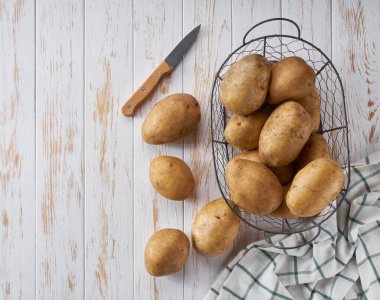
[206,145,380,300]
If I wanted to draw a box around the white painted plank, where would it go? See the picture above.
[183,1,232,299]
[133,0,184,299]
[36,0,84,298]
[282,0,331,56]
[85,0,134,298]
[0,0,35,298]
[332,0,380,161]
[231,0,282,252]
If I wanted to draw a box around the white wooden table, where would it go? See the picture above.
[1,0,379,299]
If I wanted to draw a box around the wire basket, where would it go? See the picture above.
[211,18,351,249]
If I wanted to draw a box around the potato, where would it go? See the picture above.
[269,186,297,219]
[297,88,321,133]
[296,134,331,171]
[142,93,201,144]
[144,229,189,276]
[192,198,240,257]
[220,54,271,115]
[268,56,316,104]
[226,159,282,214]
[231,150,294,185]
[224,109,270,150]
[149,156,195,200]
[286,158,345,217]
[259,101,312,167]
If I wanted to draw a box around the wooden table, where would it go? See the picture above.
[1,0,379,299]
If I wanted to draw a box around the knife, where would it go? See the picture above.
[121,25,201,117]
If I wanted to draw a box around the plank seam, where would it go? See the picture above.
[83,0,86,298]
[34,0,37,298]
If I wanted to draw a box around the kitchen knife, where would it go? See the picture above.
[121,24,201,117]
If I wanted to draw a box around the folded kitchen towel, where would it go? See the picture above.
[206,144,380,300]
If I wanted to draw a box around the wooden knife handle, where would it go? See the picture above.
[121,61,172,116]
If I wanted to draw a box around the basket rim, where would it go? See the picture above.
[210,33,351,235]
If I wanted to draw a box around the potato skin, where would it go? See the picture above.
[220,54,270,115]
[286,158,345,217]
[259,101,312,167]
[144,229,189,276]
[231,150,294,185]
[224,109,270,150]
[269,186,297,219]
[268,56,316,104]
[191,198,240,257]
[149,156,195,200]
[142,93,200,144]
[296,134,331,171]
[226,159,282,214]
[297,88,321,133]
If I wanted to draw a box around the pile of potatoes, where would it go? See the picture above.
[221,54,345,219]
[141,93,240,277]
[140,54,346,278]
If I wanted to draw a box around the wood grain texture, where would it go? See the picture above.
[332,0,380,161]
[231,0,282,253]
[0,1,378,298]
[85,0,134,298]
[0,0,35,298]
[133,1,184,299]
[36,0,84,298]
[183,1,232,299]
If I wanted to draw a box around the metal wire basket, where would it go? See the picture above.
[211,18,350,249]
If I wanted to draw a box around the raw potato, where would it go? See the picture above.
[220,54,271,115]
[268,56,316,104]
[296,134,331,171]
[144,229,189,276]
[142,93,201,144]
[286,158,345,217]
[231,150,294,185]
[259,101,312,167]
[192,198,240,257]
[226,159,282,214]
[224,109,270,150]
[297,88,321,133]
[149,156,195,200]
[269,186,297,219]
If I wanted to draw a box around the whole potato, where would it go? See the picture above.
[220,54,271,115]
[297,88,321,133]
[259,101,312,167]
[296,134,331,171]
[149,156,195,200]
[269,186,297,219]
[142,93,201,144]
[286,158,345,217]
[192,198,240,257]
[224,109,270,150]
[268,56,316,104]
[231,150,294,185]
[144,229,189,276]
[226,159,282,214]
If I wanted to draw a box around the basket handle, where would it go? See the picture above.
[262,225,321,250]
[243,18,301,45]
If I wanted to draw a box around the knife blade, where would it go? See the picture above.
[121,24,201,117]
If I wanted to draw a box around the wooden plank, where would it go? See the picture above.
[231,0,282,253]
[332,0,380,160]
[85,0,134,298]
[36,1,84,298]
[0,0,35,298]
[132,0,184,299]
[183,1,232,299]
[282,0,331,56]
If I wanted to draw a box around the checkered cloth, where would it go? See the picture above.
[206,145,380,300]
